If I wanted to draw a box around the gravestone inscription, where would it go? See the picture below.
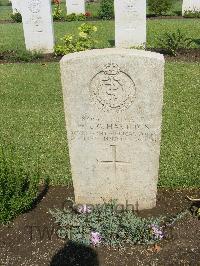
[61,49,165,210]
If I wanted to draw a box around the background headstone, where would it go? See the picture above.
[19,0,54,53]
[10,0,20,14]
[182,0,200,15]
[66,0,85,15]
[61,48,165,210]
[115,0,146,48]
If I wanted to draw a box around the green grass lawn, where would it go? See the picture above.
[147,0,182,16]
[0,5,11,20]
[0,19,200,54]
[0,0,10,5]
[0,62,199,187]
[0,63,71,184]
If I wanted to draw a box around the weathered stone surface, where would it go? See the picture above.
[61,48,165,210]
[182,0,200,15]
[66,0,85,15]
[115,0,146,48]
[19,0,54,53]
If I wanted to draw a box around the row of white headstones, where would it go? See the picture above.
[9,0,200,54]
[10,0,85,16]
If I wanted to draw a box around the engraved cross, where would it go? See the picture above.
[98,145,130,177]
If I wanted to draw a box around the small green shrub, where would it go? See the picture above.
[148,0,173,16]
[183,10,200,18]
[98,0,114,20]
[50,200,165,246]
[158,29,193,56]
[76,13,87,21]
[3,50,43,62]
[66,13,86,22]
[53,2,64,21]
[11,12,22,23]
[0,145,40,224]
[55,23,98,56]
[65,13,76,21]
[16,50,43,62]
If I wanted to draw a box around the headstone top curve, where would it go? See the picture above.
[60,49,165,64]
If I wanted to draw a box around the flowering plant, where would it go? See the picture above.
[50,200,167,246]
[85,12,92,17]
[55,23,98,56]
[53,0,63,21]
[91,232,102,246]
[77,204,93,214]
[150,224,164,240]
[53,0,61,4]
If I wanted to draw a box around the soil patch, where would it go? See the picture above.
[0,186,200,265]
[0,49,200,65]
[151,48,200,62]
[1,16,198,25]
[0,19,15,24]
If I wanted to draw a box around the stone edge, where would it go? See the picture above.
[60,48,165,64]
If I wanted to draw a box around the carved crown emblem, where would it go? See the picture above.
[90,63,136,113]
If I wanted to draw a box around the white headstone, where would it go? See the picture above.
[19,0,54,53]
[66,0,85,15]
[182,0,200,15]
[115,0,146,48]
[11,0,20,14]
[61,48,165,210]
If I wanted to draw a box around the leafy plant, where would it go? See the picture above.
[10,12,22,23]
[0,144,40,224]
[0,50,43,63]
[53,1,64,21]
[158,29,193,56]
[183,10,200,18]
[148,0,173,16]
[76,13,87,21]
[15,50,43,62]
[55,23,98,56]
[66,13,86,22]
[65,13,76,22]
[50,200,165,246]
[98,0,114,20]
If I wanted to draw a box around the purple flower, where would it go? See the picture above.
[77,204,92,214]
[90,232,101,246]
[151,224,164,240]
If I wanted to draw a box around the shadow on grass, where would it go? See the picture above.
[174,11,182,16]
[147,14,157,18]
[50,241,99,266]
[108,40,115,47]
[148,47,171,55]
[147,13,183,19]
[193,39,200,46]
[31,178,50,210]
